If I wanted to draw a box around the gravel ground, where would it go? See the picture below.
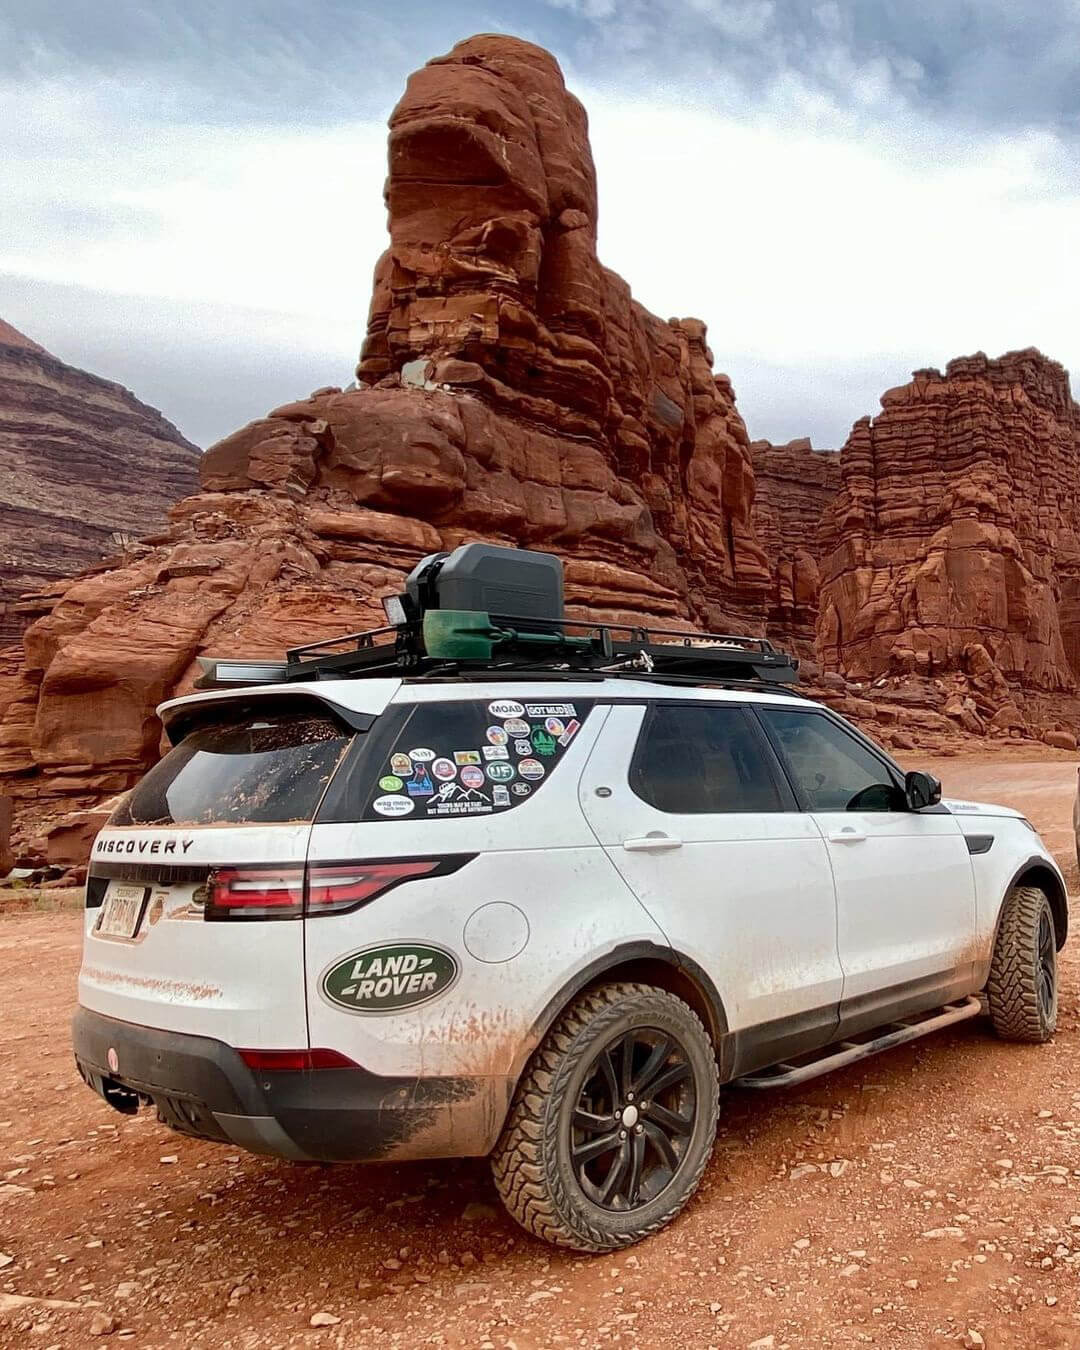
[1,756,1079,1348]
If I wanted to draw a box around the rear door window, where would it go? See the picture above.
[630,703,785,814]
[110,709,353,826]
[348,697,591,821]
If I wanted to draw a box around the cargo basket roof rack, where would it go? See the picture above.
[194,543,799,692]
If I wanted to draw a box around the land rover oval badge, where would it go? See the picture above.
[321,943,459,1014]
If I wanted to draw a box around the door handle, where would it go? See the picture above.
[623,834,683,853]
[828,827,867,844]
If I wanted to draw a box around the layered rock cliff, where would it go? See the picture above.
[0,35,776,839]
[751,437,840,657]
[817,350,1080,706]
[0,321,200,643]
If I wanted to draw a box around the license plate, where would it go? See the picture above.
[96,882,150,939]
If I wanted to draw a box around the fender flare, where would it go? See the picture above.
[990,855,1069,955]
[507,941,731,1090]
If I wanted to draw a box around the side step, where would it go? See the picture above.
[734,997,982,1090]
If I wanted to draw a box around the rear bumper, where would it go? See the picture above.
[72,1008,510,1163]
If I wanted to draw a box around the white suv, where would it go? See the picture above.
[73,547,1067,1252]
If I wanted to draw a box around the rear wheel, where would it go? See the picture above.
[491,982,719,1251]
[987,885,1058,1043]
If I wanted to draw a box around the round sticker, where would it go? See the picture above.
[432,758,457,781]
[488,699,525,719]
[379,775,404,792]
[545,717,565,737]
[373,794,414,817]
[460,765,485,790]
[486,725,508,746]
[409,747,435,763]
[518,758,545,781]
[503,718,529,736]
[511,782,532,797]
[390,753,413,776]
[487,761,515,783]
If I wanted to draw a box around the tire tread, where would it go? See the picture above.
[987,885,1056,1043]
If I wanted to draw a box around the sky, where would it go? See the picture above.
[1,0,1078,452]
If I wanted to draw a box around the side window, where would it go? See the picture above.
[757,708,904,812]
[630,704,784,814]
[357,697,591,821]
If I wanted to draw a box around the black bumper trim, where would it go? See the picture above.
[72,1008,507,1162]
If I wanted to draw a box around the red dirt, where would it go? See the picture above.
[2,753,1080,1348]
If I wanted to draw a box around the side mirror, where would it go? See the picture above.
[905,770,941,810]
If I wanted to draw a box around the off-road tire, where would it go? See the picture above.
[987,885,1058,1043]
[491,982,719,1252]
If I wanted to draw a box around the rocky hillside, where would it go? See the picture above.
[0,35,779,838]
[818,350,1080,728]
[0,321,200,643]
[751,437,840,657]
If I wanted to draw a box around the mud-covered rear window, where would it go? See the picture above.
[341,697,591,822]
[110,710,353,827]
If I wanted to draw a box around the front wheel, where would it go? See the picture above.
[491,981,719,1251]
[986,885,1058,1042]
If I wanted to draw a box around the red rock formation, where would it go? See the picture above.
[0,35,776,850]
[0,320,200,643]
[750,437,840,657]
[818,351,1080,704]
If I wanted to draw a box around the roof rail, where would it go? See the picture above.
[195,615,798,690]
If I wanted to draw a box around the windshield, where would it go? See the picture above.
[110,710,354,827]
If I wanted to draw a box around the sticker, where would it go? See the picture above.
[460,765,486,791]
[511,782,532,797]
[488,699,525,719]
[432,758,457,781]
[525,703,576,717]
[531,729,558,757]
[486,761,515,783]
[390,753,413,777]
[454,750,481,766]
[379,774,404,792]
[428,799,493,816]
[518,758,545,781]
[321,943,459,1014]
[486,725,509,746]
[558,719,580,745]
[544,717,565,737]
[513,738,533,756]
[406,763,434,796]
[493,785,510,807]
[373,794,414,817]
[482,744,509,761]
[409,747,435,763]
[503,718,530,736]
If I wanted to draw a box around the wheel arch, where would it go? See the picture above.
[507,943,732,1092]
[996,857,1068,951]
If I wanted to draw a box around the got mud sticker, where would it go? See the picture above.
[321,942,459,1014]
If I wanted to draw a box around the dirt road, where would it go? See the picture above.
[3,756,1080,1348]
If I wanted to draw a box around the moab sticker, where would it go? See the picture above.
[321,943,460,1014]
[489,699,525,719]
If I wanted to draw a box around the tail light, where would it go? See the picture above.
[205,857,469,920]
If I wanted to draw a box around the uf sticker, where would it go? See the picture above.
[486,761,515,783]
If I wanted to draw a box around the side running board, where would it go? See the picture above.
[734,997,982,1090]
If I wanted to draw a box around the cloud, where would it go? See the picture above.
[1,1,1078,455]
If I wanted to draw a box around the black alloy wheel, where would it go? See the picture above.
[1037,908,1056,1020]
[571,1027,696,1211]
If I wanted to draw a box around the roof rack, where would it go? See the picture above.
[193,544,799,691]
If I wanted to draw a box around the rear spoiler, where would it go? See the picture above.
[157,684,389,745]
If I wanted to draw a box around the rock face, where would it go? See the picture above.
[818,350,1080,698]
[751,438,840,657]
[0,321,200,643]
[0,35,777,844]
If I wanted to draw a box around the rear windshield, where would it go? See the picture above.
[110,710,353,827]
